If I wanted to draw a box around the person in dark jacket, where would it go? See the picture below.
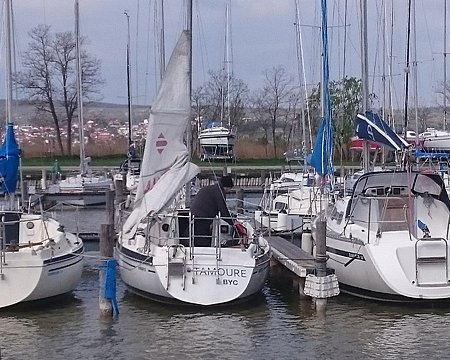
[190,176,234,246]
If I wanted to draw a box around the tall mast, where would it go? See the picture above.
[361,0,370,173]
[404,0,412,137]
[184,0,193,206]
[75,0,85,175]
[5,0,13,126]
[124,10,133,147]
[444,0,448,130]
[224,1,232,128]
[159,0,166,80]
[294,0,307,168]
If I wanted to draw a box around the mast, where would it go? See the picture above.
[294,1,307,168]
[159,0,166,80]
[294,0,313,163]
[185,0,193,206]
[361,0,370,173]
[404,0,412,138]
[75,0,85,175]
[444,0,448,131]
[224,1,232,128]
[124,10,133,147]
[5,0,13,126]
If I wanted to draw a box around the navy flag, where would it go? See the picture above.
[355,111,410,151]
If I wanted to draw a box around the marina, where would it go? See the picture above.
[3,0,450,357]
[2,219,450,359]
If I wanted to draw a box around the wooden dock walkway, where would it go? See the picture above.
[268,235,316,277]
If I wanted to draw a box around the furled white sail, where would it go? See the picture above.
[123,30,199,235]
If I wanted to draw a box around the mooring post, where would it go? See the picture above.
[114,179,124,204]
[106,190,114,228]
[314,218,328,313]
[260,170,266,187]
[22,180,29,208]
[99,190,117,317]
[41,169,47,190]
[99,223,116,316]
[236,188,244,214]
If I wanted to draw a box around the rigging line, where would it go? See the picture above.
[143,0,152,104]
[294,0,313,154]
[152,1,159,93]
[135,0,140,106]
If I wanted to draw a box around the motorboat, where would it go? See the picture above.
[256,171,326,235]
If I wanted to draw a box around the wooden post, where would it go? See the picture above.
[314,218,328,313]
[22,180,29,207]
[260,170,265,187]
[41,169,47,190]
[236,188,244,214]
[114,179,124,204]
[99,223,115,317]
[106,190,114,227]
[99,191,116,317]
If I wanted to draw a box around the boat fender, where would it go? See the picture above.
[104,258,119,315]
[125,194,132,208]
[234,221,248,245]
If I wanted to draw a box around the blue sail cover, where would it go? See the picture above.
[0,123,20,193]
[355,111,409,151]
[309,0,333,176]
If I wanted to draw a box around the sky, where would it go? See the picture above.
[1,0,449,116]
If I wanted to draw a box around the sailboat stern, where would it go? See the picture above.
[153,243,270,305]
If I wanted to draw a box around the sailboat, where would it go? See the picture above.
[56,0,113,206]
[314,0,450,302]
[115,5,270,306]
[255,0,329,238]
[0,0,84,309]
[198,2,236,162]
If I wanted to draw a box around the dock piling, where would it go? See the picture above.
[99,189,117,317]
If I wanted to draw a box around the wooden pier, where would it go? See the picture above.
[268,235,316,277]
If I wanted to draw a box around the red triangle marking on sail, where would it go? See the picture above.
[156,133,167,154]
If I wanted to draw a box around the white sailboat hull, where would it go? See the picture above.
[422,135,450,152]
[0,215,84,308]
[325,231,450,301]
[317,171,450,302]
[115,239,270,306]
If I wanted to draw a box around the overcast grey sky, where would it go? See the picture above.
[2,0,449,116]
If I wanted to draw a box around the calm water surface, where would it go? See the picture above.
[2,205,450,359]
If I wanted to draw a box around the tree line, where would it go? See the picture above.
[16,25,442,161]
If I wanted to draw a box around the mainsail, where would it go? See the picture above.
[123,30,199,234]
[355,111,410,151]
[0,123,20,193]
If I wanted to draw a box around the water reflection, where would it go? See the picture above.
[2,215,450,358]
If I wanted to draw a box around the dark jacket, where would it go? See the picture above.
[190,183,233,225]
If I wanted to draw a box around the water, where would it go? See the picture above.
[3,205,450,359]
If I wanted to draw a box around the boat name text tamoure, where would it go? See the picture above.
[192,266,247,278]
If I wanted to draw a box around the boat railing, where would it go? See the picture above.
[351,195,412,242]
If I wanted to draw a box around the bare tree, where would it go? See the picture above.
[199,69,249,128]
[15,25,103,155]
[250,92,272,157]
[259,66,293,158]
